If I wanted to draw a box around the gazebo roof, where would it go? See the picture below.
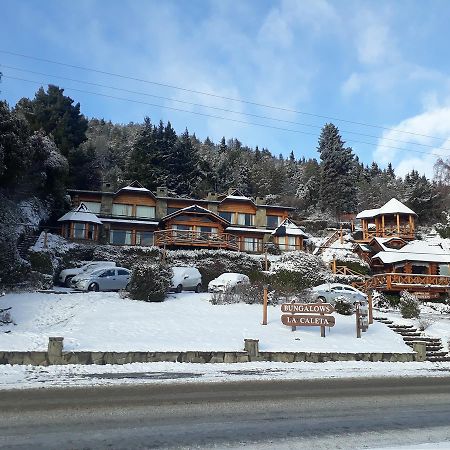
[356,198,417,219]
[57,203,103,224]
[271,218,308,237]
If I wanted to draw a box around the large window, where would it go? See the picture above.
[109,230,132,245]
[219,211,232,222]
[237,213,254,226]
[83,201,101,214]
[267,216,281,228]
[112,203,133,218]
[286,236,297,251]
[136,205,156,219]
[243,237,259,252]
[136,231,154,246]
[73,223,85,239]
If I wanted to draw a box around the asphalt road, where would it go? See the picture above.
[1,377,450,449]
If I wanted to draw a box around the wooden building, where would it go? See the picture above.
[356,198,416,242]
[59,183,299,253]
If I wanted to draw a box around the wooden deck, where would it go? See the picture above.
[355,273,450,294]
[154,229,240,251]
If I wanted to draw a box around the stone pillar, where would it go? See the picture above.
[48,337,64,365]
[244,339,259,357]
[412,341,426,362]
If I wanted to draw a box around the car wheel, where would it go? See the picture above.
[65,276,74,288]
[318,296,326,302]
[195,283,202,293]
[176,284,183,293]
[88,282,99,292]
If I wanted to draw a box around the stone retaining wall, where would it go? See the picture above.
[0,337,419,366]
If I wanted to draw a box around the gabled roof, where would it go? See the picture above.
[372,240,450,264]
[369,236,407,251]
[356,198,417,219]
[217,188,256,205]
[271,218,308,237]
[57,203,103,224]
[115,181,156,197]
[160,204,231,225]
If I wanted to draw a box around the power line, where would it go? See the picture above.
[4,74,448,160]
[0,49,446,142]
[3,64,450,154]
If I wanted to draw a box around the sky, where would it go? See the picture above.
[1,0,450,178]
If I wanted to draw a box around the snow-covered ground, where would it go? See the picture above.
[0,290,411,353]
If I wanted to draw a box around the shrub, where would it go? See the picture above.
[400,291,420,319]
[418,318,434,331]
[334,297,353,315]
[372,290,389,309]
[128,262,172,302]
[335,259,370,276]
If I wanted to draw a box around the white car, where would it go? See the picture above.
[170,267,203,293]
[59,261,116,287]
[208,273,250,293]
[311,283,367,305]
[74,267,131,292]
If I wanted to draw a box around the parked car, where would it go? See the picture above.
[74,267,131,292]
[208,273,250,293]
[59,261,116,287]
[311,283,367,305]
[170,267,203,293]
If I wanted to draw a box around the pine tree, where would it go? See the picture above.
[317,123,357,217]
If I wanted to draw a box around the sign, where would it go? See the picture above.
[281,302,335,314]
[413,291,440,300]
[281,314,336,327]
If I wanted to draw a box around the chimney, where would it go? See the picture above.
[156,186,168,197]
[256,197,265,205]
[228,187,235,195]
[207,192,218,201]
[102,181,113,192]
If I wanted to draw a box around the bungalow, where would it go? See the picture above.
[58,182,301,254]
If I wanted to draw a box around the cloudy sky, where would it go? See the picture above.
[1,0,450,177]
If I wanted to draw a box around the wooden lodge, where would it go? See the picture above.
[356,198,416,242]
[59,182,306,254]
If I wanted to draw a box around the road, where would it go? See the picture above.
[1,377,450,449]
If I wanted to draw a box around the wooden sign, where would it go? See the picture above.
[281,314,336,327]
[281,303,335,314]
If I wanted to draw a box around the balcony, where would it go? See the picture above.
[154,229,239,251]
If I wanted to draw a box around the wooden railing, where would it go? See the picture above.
[362,226,414,240]
[154,229,239,251]
[333,265,367,277]
[361,273,450,292]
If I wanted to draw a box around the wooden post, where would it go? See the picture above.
[262,285,268,325]
[396,213,400,235]
[264,249,268,271]
[43,229,48,249]
[381,215,385,237]
[332,256,337,274]
[356,302,361,338]
[340,226,343,244]
[368,291,373,325]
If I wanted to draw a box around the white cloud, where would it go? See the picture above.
[374,106,450,177]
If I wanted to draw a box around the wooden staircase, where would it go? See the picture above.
[17,232,39,259]
[375,317,450,362]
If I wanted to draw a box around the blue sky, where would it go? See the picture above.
[2,0,450,177]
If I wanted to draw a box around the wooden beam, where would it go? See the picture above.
[381,215,385,237]
[396,213,400,235]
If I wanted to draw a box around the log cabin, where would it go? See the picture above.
[59,182,304,253]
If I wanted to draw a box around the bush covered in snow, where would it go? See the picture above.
[166,249,262,286]
[334,297,354,315]
[269,251,331,292]
[210,282,282,306]
[128,262,172,302]
[400,291,420,319]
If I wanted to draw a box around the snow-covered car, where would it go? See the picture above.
[58,261,116,287]
[74,267,131,292]
[208,273,250,293]
[311,283,367,305]
[170,267,202,293]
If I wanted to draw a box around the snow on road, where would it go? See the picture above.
[0,291,411,353]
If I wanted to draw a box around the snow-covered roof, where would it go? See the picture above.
[372,240,450,264]
[115,181,154,196]
[271,218,308,237]
[226,227,271,234]
[370,236,407,251]
[101,218,159,226]
[58,203,103,224]
[161,204,230,224]
[356,198,417,219]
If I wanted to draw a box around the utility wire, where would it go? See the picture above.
[3,75,447,160]
[0,49,446,142]
[3,64,450,154]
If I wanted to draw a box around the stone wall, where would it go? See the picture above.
[0,337,418,366]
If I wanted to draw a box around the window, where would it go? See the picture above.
[286,236,296,250]
[172,224,192,231]
[109,230,132,245]
[237,213,254,226]
[100,269,115,278]
[83,201,101,214]
[243,237,259,252]
[112,203,133,217]
[136,205,155,219]
[267,216,281,228]
[219,211,232,222]
[87,224,94,240]
[118,269,130,276]
[136,231,154,246]
[73,223,85,239]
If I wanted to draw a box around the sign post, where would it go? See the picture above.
[355,302,361,338]
[262,285,268,325]
[367,290,373,325]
